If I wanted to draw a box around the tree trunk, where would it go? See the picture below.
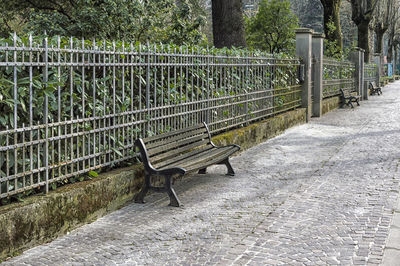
[349,0,379,63]
[388,45,392,63]
[321,0,343,54]
[375,30,384,54]
[375,27,386,76]
[212,0,246,48]
[357,20,370,62]
[368,26,374,62]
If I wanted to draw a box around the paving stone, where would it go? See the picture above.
[2,82,400,265]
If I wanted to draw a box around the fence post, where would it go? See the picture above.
[146,42,151,132]
[350,48,365,100]
[359,49,367,100]
[295,28,313,121]
[311,32,323,117]
[206,47,210,125]
[43,34,49,194]
[374,53,381,86]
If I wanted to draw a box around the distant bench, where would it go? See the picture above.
[134,122,240,207]
[369,81,382,95]
[340,88,360,108]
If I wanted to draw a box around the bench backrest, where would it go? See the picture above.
[136,123,212,170]
[369,81,377,88]
[340,88,352,97]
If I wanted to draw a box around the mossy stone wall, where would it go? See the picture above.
[322,96,341,115]
[0,108,306,261]
[212,109,306,150]
[0,166,144,261]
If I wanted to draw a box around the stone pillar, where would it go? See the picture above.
[311,33,323,117]
[295,28,313,121]
[374,53,381,85]
[350,48,366,100]
[359,49,367,100]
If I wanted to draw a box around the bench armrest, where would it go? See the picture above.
[210,142,241,150]
[135,138,158,174]
[202,122,241,151]
[158,167,186,176]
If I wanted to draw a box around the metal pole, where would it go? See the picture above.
[43,34,49,193]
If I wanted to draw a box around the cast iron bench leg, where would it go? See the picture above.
[134,174,150,203]
[346,100,353,108]
[219,158,235,176]
[165,175,181,207]
[351,97,356,108]
[198,168,207,174]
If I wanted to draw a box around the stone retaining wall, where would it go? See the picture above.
[0,108,306,261]
[322,96,341,115]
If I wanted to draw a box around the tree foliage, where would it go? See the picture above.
[324,20,343,58]
[0,0,208,45]
[245,0,298,54]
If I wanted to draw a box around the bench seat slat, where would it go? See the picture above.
[177,146,235,169]
[157,146,230,170]
[159,146,239,172]
[149,139,210,163]
[145,127,208,149]
[184,147,240,172]
[147,133,209,157]
[182,146,239,171]
[143,123,204,143]
[153,145,214,169]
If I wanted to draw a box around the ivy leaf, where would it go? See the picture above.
[88,171,99,177]
[111,147,123,157]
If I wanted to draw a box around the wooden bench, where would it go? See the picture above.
[340,88,360,108]
[134,122,240,207]
[369,81,382,95]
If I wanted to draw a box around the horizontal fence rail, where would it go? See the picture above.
[322,57,356,99]
[0,34,303,199]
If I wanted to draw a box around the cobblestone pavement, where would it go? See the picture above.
[4,82,400,265]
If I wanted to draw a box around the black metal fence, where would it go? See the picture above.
[322,57,356,98]
[0,34,302,199]
[364,63,378,83]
